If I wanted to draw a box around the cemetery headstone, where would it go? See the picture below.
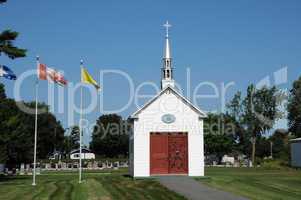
[20,163,25,175]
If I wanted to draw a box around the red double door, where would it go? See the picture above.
[150,132,188,175]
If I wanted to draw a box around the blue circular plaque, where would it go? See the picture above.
[161,114,176,124]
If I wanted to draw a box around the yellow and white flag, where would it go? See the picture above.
[81,67,100,90]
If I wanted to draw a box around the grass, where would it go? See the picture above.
[197,167,301,200]
[3,167,301,200]
[0,169,186,200]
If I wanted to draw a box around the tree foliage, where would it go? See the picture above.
[204,113,237,163]
[269,129,289,160]
[0,1,26,59]
[62,126,80,156]
[288,76,301,137]
[0,30,26,59]
[0,83,6,100]
[90,114,129,158]
[0,84,64,166]
[204,133,236,162]
[227,84,284,164]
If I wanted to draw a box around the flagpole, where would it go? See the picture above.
[32,56,39,186]
[79,59,83,183]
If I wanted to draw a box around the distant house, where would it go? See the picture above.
[290,138,301,167]
[48,150,63,160]
[70,148,95,160]
[221,155,235,165]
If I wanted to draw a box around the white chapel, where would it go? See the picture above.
[129,21,206,177]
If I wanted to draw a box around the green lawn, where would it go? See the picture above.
[0,170,185,200]
[2,168,301,200]
[198,167,301,200]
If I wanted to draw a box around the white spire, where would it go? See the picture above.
[161,21,175,90]
[163,21,171,59]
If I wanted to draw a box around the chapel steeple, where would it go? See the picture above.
[161,21,175,90]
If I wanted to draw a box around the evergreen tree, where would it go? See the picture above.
[69,125,80,150]
[62,126,80,157]
[0,30,26,59]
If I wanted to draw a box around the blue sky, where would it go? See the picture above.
[1,0,300,144]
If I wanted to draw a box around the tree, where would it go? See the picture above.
[269,129,289,160]
[0,86,8,163]
[62,126,80,157]
[288,76,301,137]
[0,30,26,59]
[255,137,270,159]
[204,133,236,163]
[0,83,6,100]
[228,84,284,165]
[227,91,243,122]
[68,126,80,150]
[90,114,129,158]
[204,113,237,163]
[226,92,251,155]
[0,1,26,59]
[245,85,283,164]
[0,85,65,166]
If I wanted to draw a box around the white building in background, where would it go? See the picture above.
[290,138,301,167]
[70,148,95,160]
[129,21,206,177]
[221,155,235,165]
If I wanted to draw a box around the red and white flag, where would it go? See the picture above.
[38,63,67,86]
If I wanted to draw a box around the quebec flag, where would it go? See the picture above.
[0,65,17,80]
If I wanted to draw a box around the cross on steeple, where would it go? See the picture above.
[163,21,172,37]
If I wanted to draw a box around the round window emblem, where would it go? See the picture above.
[161,114,176,124]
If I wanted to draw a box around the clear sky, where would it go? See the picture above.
[1,0,300,144]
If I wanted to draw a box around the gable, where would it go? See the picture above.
[130,86,207,119]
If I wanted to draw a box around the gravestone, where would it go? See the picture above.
[20,163,25,175]
[61,162,67,170]
[101,162,106,169]
[36,167,41,175]
[121,161,128,168]
[93,161,98,169]
[87,162,93,169]
[107,162,112,169]
[45,163,51,170]
[0,164,5,173]
[27,167,32,175]
[68,163,72,169]
[113,161,119,170]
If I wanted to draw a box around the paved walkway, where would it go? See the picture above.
[158,176,249,200]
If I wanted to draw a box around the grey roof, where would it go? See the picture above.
[70,148,93,154]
